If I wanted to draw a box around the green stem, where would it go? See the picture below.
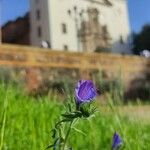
[62,120,73,150]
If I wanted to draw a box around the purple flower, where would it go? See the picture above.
[112,132,122,150]
[75,80,97,105]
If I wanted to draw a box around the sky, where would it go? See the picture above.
[0,0,150,33]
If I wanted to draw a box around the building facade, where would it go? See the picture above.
[30,0,131,53]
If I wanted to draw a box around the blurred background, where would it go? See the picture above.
[0,0,150,99]
[0,0,150,54]
[0,1,150,149]
[0,0,149,99]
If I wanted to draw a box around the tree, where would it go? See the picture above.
[132,24,150,55]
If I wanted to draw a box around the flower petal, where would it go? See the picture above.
[75,80,97,104]
[112,132,122,150]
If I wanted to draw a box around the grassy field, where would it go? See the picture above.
[0,84,150,150]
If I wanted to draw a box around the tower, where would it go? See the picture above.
[30,0,51,47]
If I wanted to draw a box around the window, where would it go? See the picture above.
[102,25,107,34]
[36,9,40,20]
[119,35,124,44]
[73,6,77,12]
[37,26,42,37]
[67,9,71,16]
[62,23,67,34]
[63,45,68,50]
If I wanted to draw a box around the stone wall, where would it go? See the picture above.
[0,44,149,98]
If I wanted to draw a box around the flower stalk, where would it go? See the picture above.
[47,80,98,150]
[62,120,73,150]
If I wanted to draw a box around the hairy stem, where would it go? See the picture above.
[62,120,73,150]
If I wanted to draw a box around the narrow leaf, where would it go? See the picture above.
[72,127,87,136]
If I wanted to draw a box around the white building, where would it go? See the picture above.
[30,0,131,54]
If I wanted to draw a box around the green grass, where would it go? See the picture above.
[0,84,150,150]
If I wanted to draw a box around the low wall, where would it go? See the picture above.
[0,44,149,96]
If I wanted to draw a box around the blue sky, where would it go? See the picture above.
[0,0,150,33]
[128,0,150,33]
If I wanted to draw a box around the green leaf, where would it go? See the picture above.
[72,127,87,136]
[46,138,59,149]
[61,111,82,119]
[55,119,73,128]
[51,129,57,139]
[67,103,72,112]
[45,144,54,149]
[79,102,97,118]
